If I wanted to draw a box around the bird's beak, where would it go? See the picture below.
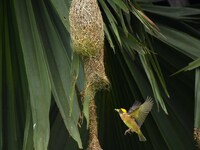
[114,109,119,112]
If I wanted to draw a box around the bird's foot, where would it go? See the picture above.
[124,128,132,135]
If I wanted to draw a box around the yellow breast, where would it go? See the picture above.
[120,113,140,133]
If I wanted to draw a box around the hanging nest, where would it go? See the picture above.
[194,128,200,148]
[69,0,110,149]
[69,0,104,57]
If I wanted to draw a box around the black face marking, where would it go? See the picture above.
[119,109,123,114]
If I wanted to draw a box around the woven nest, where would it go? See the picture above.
[194,128,200,148]
[70,1,109,149]
[69,0,104,57]
[83,49,110,91]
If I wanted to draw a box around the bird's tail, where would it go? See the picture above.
[138,131,147,142]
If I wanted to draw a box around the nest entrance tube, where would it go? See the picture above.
[83,49,110,150]
[83,49,110,92]
[194,128,200,148]
[87,95,102,150]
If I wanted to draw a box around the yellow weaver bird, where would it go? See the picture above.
[115,96,153,141]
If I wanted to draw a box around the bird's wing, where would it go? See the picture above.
[127,100,141,114]
[129,97,153,127]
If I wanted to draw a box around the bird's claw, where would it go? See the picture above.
[124,128,132,135]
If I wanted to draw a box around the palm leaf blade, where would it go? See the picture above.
[13,0,52,149]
